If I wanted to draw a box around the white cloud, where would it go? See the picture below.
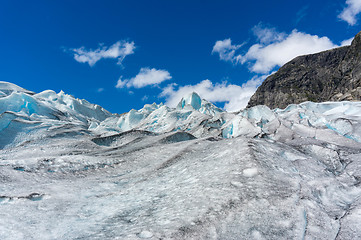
[208,25,355,110]
[71,41,135,66]
[252,24,285,44]
[213,27,347,74]
[211,39,244,63]
[338,0,361,25]
[160,75,268,112]
[116,68,172,89]
[97,88,105,93]
[141,95,149,101]
[115,76,127,88]
[243,30,337,73]
[341,37,354,46]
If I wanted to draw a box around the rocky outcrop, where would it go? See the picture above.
[247,31,361,109]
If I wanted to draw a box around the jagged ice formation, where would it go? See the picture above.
[1,81,361,239]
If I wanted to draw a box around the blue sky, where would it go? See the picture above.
[0,0,360,113]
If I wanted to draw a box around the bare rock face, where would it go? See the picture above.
[247,31,361,109]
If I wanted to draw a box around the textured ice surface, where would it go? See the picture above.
[1,131,360,239]
[95,93,225,138]
[0,81,34,96]
[176,92,223,116]
[177,92,202,110]
[1,82,361,239]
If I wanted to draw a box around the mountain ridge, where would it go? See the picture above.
[247,31,361,109]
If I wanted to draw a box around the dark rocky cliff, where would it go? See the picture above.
[247,31,361,109]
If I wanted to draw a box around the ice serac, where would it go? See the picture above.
[0,82,112,148]
[176,92,223,116]
[0,83,111,123]
[35,90,111,122]
[177,92,202,110]
[96,92,225,137]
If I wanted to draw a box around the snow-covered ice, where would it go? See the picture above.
[1,82,361,239]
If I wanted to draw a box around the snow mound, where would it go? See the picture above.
[0,81,34,96]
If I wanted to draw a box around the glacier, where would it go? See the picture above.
[1,81,361,239]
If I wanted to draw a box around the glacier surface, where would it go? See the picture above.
[1,82,361,239]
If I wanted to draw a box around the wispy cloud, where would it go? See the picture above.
[295,5,309,25]
[338,0,361,25]
[97,88,105,93]
[212,26,347,74]
[115,76,127,89]
[116,68,172,89]
[211,39,245,63]
[251,24,285,44]
[141,95,149,101]
[70,41,135,66]
[160,75,268,112]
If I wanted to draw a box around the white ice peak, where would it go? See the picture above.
[176,92,223,116]
[177,92,202,110]
[0,81,361,145]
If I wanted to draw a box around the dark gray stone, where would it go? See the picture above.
[247,31,361,109]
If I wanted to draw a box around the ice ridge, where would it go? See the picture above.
[1,81,361,146]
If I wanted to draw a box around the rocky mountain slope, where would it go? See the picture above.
[247,31,361,109]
